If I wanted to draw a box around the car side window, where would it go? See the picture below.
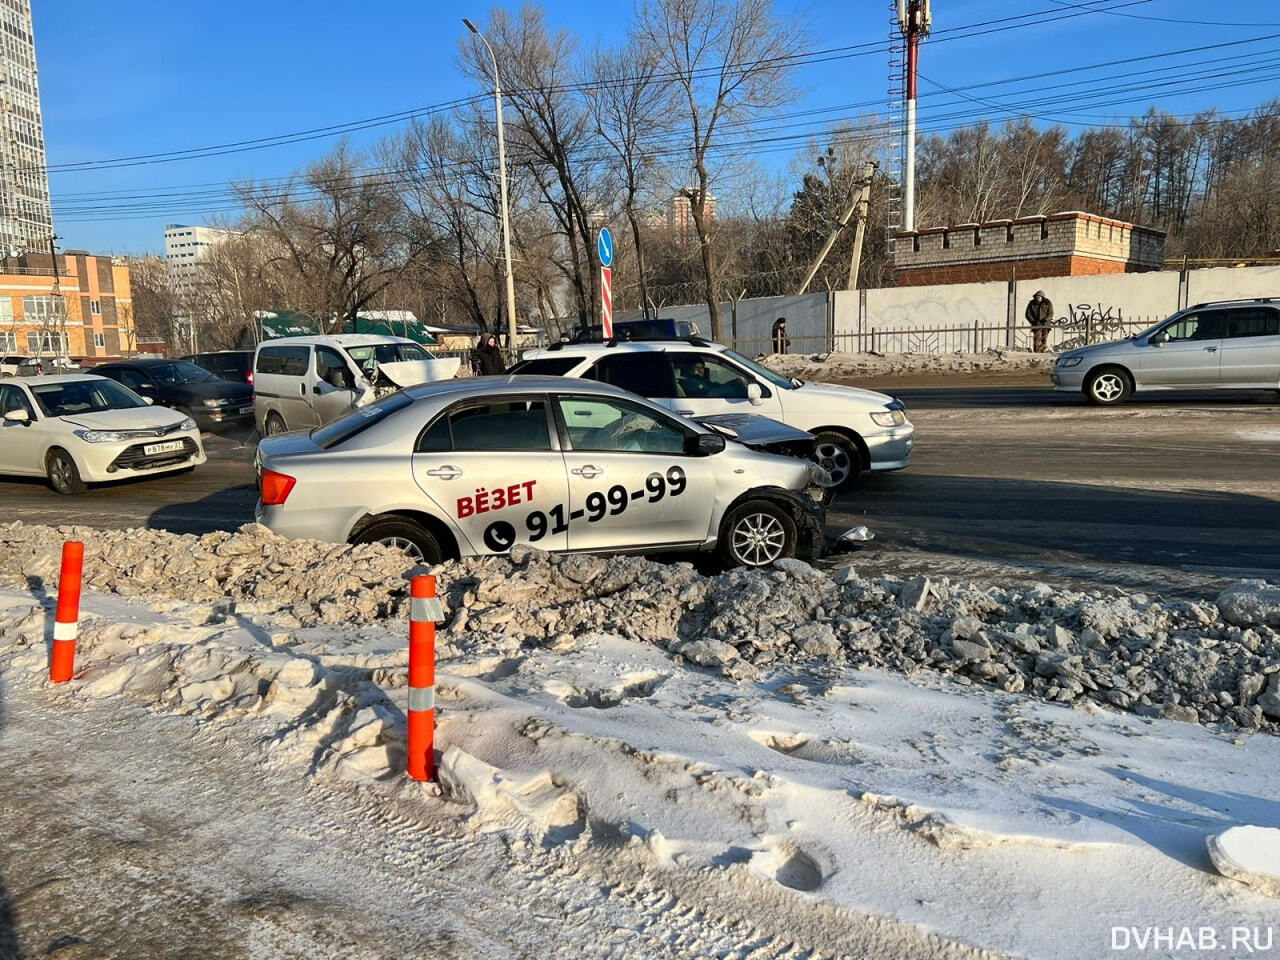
[0,383,34,418]
[555,396,688,454]
[673,353,753,399]
[585,353,676,398]
[256,345,310,376]
[315,346,353,388]
[1225,308,1280,339]
[1164,312,1229,342]
[415,399,552,453]
[110,368,149,391]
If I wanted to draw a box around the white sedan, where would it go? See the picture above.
[0,374,206,494]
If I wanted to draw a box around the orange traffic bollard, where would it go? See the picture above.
[407,575,442,781]
[49,540,84,683]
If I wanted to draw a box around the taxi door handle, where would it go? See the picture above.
[571,465,602,479]
[1204,346,1218,352]
[676,408,694,415]
[424,465,462,480]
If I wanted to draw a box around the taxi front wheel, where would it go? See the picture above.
[718,501,797,568]
[352,518,443,565]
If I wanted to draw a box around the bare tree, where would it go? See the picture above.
[461,5,600,328]
[583,42,675,318]
[236,142,407,333]
[635,0,806,339]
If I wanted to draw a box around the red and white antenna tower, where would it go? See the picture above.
[895,0,931,232]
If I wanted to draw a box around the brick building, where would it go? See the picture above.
[892,211,1165,287]
[0,251,136,362]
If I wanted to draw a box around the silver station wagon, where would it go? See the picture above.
[1053,298,1280,405]
[255,377,828,568]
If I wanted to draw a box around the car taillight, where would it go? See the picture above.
[259,468,296,505]
[246,370,254,385]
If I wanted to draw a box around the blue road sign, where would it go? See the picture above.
[597,227,613,267]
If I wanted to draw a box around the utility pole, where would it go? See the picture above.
[895,0,931,232]
[846,161,877,291]
[47,234,66,366]
[795,161,877,296]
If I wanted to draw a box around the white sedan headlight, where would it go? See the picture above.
[871,409,906,427]
[73,429,126,443]
[1057,356,1083,368]
[180,417,197,431]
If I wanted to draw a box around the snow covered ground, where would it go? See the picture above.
[3,523,1280,959]
[762,349,1057,383]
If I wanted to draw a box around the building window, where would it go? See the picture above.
[0,331,14,350]
[90,299,101,315]
[93,332,106,349]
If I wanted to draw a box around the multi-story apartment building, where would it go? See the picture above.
[164,223,234,294]
[0,251,135,361]
[0,0,52,256]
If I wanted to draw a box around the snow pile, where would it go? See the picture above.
[0,520,420,626]
[5,522,1280,734]
[8,523,1280,955]
[761,348,1055,381]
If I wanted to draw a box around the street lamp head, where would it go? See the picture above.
[462,17,478,34]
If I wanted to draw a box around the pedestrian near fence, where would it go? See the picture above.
[1025,291,1054,353]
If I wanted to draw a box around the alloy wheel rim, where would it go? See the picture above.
[1094,374,1123,401]
[814,442,851,487]
[732,512,786,565]
[51,457,73,490]
[378,535,425,562]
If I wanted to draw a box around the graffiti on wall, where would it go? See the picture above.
[1053,302,1130,350]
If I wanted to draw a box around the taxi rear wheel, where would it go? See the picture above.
[718,500,797,568]
[352,518,442,565]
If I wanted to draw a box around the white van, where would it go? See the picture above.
[253,334,461,435]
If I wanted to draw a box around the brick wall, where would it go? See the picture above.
[892,211,1166,285]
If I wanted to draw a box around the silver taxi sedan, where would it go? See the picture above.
[255,376,827,568]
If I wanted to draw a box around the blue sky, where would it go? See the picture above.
[32,0,1280,255]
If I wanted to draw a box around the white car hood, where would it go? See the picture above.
[60,408,189,431]
[793,379,895,406]
[378,357,462,388]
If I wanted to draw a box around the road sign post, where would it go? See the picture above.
[598,228,614,338]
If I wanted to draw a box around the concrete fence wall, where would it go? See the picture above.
[614,264,1277,354]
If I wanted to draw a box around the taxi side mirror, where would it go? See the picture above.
[3,409,30,424]
[1149,330,1169,347]
[689,432,726,456]
[747,382,763,406]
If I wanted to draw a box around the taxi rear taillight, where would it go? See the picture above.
[259,469,296,505]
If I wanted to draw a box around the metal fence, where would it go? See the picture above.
[720,316,1162,358]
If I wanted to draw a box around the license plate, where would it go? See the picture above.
[143,440,185,456]
[238,405,252,415]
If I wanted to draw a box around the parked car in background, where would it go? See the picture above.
[256,376,828,568]
[1053,298,1280,405]
[0,374,205,494]
[90,358,254,429]
[0,355,43,377]
[511,337,913,490]
[253,334,461,435]
[182,350,255,386]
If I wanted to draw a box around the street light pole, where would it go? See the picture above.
[463,17,518,360]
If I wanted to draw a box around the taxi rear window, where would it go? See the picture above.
[312,392,413,449]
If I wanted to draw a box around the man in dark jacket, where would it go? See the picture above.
[1025,291,1054,353]
[771,317,790,355]
[472,333,506,376]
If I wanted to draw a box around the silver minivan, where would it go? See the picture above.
[253,334,461,435]
[1053,298,1280,404]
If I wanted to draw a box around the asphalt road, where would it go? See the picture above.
[2,386,1277,593]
